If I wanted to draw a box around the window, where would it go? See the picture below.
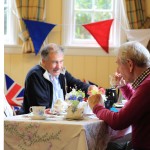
[4,0,18,45]
[62,0,123,48]
[4,0,8,37]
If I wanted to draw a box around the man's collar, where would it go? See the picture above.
[43,70,50,81]
[132,67,150,89]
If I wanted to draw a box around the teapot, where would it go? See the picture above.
[105,88,118,109]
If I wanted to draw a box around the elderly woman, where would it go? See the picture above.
[88,41,150,150]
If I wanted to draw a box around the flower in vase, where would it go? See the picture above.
[88,87,107,101]
[65,88,86,113]
[65,88,85,102]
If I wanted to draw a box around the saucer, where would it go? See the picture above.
[64,117,84,121]
[114,103,124,108]
[64,114,84,120]
[29,115,46,120]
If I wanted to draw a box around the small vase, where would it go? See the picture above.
[65,106,84,120]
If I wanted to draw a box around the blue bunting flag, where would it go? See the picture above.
[23,19,56,55]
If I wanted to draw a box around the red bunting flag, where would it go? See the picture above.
[83,19,114,53]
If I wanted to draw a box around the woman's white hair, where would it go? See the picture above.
[118,41,150,67]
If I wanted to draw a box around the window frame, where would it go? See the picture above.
[62,0,123,49]
[4,0,19,45]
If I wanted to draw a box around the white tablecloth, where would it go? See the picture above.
[4,114,110,150]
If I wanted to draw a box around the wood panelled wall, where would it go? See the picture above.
[4,54,117,88]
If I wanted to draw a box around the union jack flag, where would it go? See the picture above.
[4,74,24,107]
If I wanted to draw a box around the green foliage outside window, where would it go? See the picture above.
[74,0,113,39]
[95,0,112,9]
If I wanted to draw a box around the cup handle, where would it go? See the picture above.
[29,107,33,113]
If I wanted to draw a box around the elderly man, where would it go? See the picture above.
[21,43,97,114]
[88,41,150,150]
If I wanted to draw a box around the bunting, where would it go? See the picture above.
[125,29,150,47]
[83,19,114,53]
[23,19,56,55]
[23,18,114,54]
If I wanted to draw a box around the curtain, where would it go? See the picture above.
[125,0,146,29]
[124,0,150,52]
[15,0,45,53]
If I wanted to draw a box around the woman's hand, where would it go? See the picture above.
[88,85,99,94]
[88,94,104,110]
[110,72,126,88]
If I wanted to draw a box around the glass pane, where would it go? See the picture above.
[4,0,7,5]
[4,7,7,35]
[75,11,92,39]
[75,0,92,9]
[74,0,114,41]
[94,12,112,21]
[95,0,112,9]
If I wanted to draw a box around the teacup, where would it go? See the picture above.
[29,106,46,116]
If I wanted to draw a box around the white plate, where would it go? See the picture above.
[46,114,64,118]
[64,115,84,120]
[114,103,124,108]
[29,115,46,120]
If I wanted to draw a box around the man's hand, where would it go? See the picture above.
[88,94,104,110]
[45,108,51,114]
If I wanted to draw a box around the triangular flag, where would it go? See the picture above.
[125,29,150,47]
[23,19,56,55]
[83,19,114,53]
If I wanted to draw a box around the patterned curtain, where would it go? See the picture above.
[15,0,45,53]
[125,0,146,29]
[123,0,150,52]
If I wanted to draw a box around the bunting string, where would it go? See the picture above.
[5,8,133,54]
[9,8,128,31]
